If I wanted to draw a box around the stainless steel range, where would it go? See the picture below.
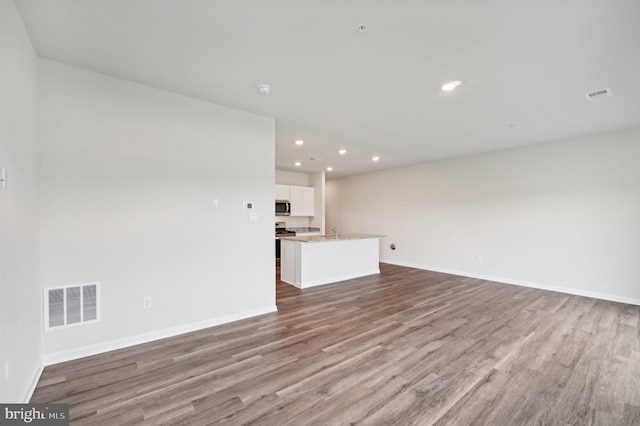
[275,222,296,238]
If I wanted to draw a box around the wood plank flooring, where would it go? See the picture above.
[31,263,640,425]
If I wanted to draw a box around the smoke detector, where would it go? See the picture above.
[585,88,612,101]
[258,84,271,95]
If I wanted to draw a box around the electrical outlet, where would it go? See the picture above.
[476,255,482,263]
[1,168,6,189]
[143,296,152,309]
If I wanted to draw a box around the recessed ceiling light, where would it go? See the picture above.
[338,149,347,155]
[441,80,462,92]
[294,162,301,167]
[372,156,380,162]
[295,140,304,146]
[327,167,333,172]
[585,88,613,101]
[257,84,271,94]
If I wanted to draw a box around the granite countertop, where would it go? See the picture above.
[279,233,385,243]
[285,227,321,233]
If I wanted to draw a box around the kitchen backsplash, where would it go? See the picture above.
[275,216,310,228]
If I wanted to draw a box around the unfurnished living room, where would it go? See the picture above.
[1,0,640,425]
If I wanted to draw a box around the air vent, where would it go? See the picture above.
[44,283,100,330]
[585,88,612,101]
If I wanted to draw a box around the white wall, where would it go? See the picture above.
[0,0,42,402]
[309,172,326,233]
[327,127,640,304]
[276,170,309,187]
[38,60,276,357]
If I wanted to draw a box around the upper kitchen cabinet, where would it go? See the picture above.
[289,186,315,216]
[275,184,290,200]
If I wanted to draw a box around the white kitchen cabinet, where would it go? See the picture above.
[289,186,315,216]
[275,184,290,200]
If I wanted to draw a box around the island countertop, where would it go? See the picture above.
[279,233,384,243]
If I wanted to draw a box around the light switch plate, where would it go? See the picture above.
[143,296,152,309]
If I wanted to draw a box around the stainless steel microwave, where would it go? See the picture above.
[275,200,291,216]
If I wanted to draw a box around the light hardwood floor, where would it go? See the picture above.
[32,264,640,425]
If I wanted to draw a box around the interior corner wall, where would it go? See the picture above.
[309,172,326,233]
[38,59,276,357]
[0,0,42,402]
[326,127,640,304]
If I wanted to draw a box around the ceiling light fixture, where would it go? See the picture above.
[295,139,304,146]
[257,84,271,94]
[327,167,333,172]
[294,162,301,167]
[338,149,347,155]
[441,80,462,92]
[372,156,380,162]
[585,88,613,101]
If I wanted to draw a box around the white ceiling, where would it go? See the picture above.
[16,0,640,178]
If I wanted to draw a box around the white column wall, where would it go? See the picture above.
[38,60,276,358]
[0,0,42,402]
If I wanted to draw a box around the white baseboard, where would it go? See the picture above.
[23,363,45,403]
[42,305,278,366]
[380,259,640,306]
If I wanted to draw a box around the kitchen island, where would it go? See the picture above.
[279,233,383,288]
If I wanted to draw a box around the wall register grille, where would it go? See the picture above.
[44,283,100,330]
